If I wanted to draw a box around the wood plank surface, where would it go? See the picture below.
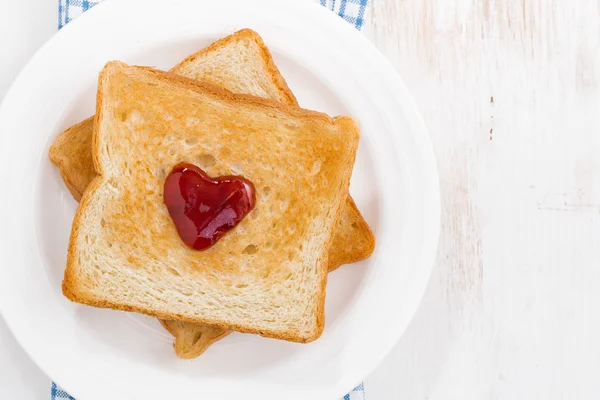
[362,1,600,398]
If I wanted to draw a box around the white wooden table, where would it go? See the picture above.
[1,0,599,398]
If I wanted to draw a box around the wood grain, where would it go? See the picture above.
[363,0,600,398]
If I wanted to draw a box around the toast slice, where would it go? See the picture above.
[63,61,360,342]
[160,320,231,359]
[51,29,374,357]
[48,30,374,272]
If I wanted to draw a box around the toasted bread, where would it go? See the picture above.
[159,320,231,359]
[49,29,374,269]
[63,61,360,342]
[51,29,374,357]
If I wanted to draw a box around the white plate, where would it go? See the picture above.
[0,0,440,399]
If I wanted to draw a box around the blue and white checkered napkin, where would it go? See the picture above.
[58,0,368,30]
[52,0,368,399]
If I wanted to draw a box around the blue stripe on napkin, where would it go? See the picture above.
[320,0,368,30]
[59,0,369,31]
[52,0,369,399]
[51,382,76,400]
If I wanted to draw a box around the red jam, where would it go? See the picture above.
[164,163,256,250]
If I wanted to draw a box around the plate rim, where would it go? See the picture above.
[0,0,440,398]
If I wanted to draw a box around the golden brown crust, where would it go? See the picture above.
[311,117,360,339]
[175,29,299,107]
[159,319,177,336]
[133,63,340,125]
[63,175,104,300]
[158,253,349,358]
[63,62,359,343]
[240,29,299,106]
[54,31,374,353]
[49,30,374,271]
[91,70,105,178]
[327,196,376,271]
[48,116,95,201]
[60,172,83,201]
[64,271,319,342]
[160,320,231,359]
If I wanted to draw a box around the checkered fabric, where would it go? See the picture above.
[320,0,368,30]
[344,382,366,400]
[51,382,76,400]
[51,383,366,399]
[58,0,369,31]
[51,0,369,398]
[58,0,101,29]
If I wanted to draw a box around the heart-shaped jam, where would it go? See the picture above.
[164,163,256,250]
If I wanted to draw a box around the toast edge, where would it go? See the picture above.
[128,62,339,124]
[63,62,360,343]
[62,64,113,316]
[48,117,95,201]
[310,116,361,336]
[160,320,232,359]
[174,28,299,107]
[327,197,376,271]
[346,197,376,262]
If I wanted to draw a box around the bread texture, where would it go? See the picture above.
[48,29,374,269]
[63,61,360,342]
[160,320,231,359]
[51,29,374,357]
